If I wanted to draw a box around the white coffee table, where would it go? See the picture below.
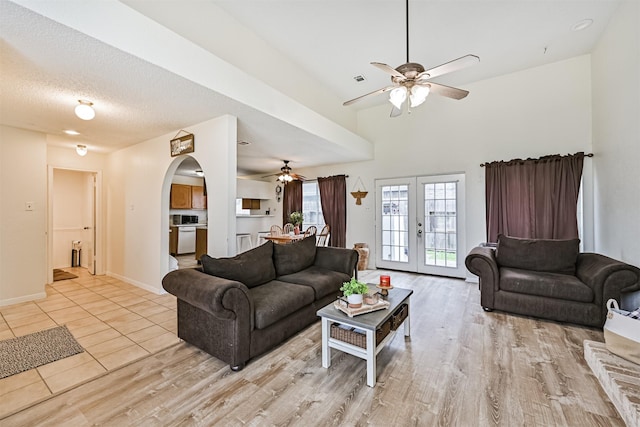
[317,286,412,387]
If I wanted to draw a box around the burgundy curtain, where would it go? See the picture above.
[485,152,585,242]
[282,180,302,225]
[318,175,347,247]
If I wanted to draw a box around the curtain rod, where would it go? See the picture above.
[480,152,593,167]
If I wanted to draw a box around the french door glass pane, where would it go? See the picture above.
[424,181,458,267]
[381,184,409,262]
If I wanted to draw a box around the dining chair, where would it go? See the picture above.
[317,224,330,246]
[270,225,283,236]
[283,223,295,234]
[303,226,317,237]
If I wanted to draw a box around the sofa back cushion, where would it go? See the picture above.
[201,240,276,288]
[496,234,579,274]
[273,235,317,276]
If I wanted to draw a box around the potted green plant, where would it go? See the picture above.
[340,277,369,308]
[289,211,304,235]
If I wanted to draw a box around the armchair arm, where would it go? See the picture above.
[465,247,500,309]
[162,268,254,329]
[576,253,640,309]
[314,247,359,279]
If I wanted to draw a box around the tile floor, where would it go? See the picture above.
[0,267,179,419]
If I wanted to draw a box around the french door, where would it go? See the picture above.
[375,174,466,278]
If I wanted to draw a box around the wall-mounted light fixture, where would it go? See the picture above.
[76,144,88,156]
[75,100,95,120]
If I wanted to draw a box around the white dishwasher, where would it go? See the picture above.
[177,226,196,254]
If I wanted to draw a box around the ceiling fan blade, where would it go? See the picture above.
[371,62,406,79]
[417,54,480,81]
[390,106,402,118]
[424,82,470,100]
[291,173,306,181]
[343,85,395,106]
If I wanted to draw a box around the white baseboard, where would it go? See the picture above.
[465,276,479,284]
[0,292,47,307]
[105,271,166,295]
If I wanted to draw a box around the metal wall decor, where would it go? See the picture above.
[170,130,195,157]
[350,176,368,205]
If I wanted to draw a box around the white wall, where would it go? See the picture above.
[106,115,237,293]
[296,56,594,274]
[591,0,640,266]
[0,125,47,305]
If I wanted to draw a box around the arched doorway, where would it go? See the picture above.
[167,156,207,269]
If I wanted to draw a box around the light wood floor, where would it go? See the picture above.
[0,268,178,419]
[2,270,622,426]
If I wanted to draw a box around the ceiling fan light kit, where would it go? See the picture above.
[343,0,479,116]
[263,160,306,185]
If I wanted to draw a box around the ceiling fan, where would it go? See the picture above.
[262,160,306,184]
[343,0,480,117]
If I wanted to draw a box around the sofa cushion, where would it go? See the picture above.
[496,234,579,274]
[278,266,351,300]
[500,267,593,303]
[273,236,317,276]
[201,241,276,288]
[248,280,315,329]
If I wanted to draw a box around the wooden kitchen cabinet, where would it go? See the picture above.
[170,184,192,209]
[241,198,260,210]
[192,186,207,210]
[195,228,207,260]
[169,226,178,256]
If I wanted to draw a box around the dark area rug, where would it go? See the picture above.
[0,326,84,379]
[53,269,78,281]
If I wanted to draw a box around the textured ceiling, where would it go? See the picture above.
[0,0,622,175]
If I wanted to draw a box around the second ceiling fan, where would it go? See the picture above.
[343,0,479,117]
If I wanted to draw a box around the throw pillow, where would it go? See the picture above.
[496,234,579,274]
[273,235,317,276]
[201,240,276,288]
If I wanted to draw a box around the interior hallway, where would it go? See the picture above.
[0,267,179,419]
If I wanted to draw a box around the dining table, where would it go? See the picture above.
[264,234,305,244]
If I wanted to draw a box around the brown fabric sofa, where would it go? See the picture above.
[465,235,640,327]
[162,237,358,370]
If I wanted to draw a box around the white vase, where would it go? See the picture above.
[347,293,363,308]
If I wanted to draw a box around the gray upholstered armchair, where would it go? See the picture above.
[465,235,640,327]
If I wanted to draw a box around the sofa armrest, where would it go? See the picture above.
[576,253,640,307]
[465,246,500,309]
[314,247,359,279]
[162,268,254,328]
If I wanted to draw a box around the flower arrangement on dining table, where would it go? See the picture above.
[289,211,304,227]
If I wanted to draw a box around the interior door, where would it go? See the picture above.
[376,174,466,278]
[83,173,96,274]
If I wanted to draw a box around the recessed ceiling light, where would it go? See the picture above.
[238,141,251,146]
[571,19,593,32]
[64,130,80,135]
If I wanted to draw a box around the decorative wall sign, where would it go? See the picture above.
[170,131,195,157]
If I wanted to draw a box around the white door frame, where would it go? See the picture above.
[375,174,466,278]
[47,166,104,283]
